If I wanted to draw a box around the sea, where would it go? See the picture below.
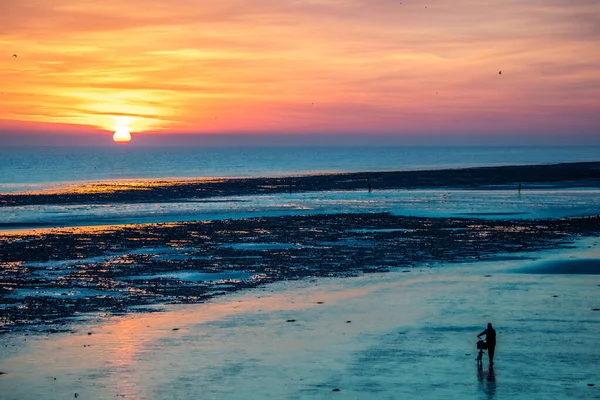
[1,145,599,193]
[1,145,599,230]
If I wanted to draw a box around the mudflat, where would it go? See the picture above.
[1,212,599,333]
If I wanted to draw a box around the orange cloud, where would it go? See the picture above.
[0,0,599,138]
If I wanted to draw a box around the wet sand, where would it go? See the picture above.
[0,239,599,399]
[1,161,599,207]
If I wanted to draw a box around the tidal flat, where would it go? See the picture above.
[1,213,599,333]
[1,162,600,399]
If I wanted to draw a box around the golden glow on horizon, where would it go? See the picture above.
[0,0,599,138]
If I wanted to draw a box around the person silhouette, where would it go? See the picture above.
[477,323,496,365]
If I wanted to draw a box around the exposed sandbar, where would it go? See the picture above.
[1,161,599,207]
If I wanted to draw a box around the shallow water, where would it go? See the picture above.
[3,188,600,231]
[123,270,254,282]
[6,288,119,299]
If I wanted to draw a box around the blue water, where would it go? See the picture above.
[4,189,600,230]
[1,146,599,193]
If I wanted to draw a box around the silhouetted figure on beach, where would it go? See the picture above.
[367,179,372,193]
[478,323,496,365]
[289,184,292,194]
[518,183,522,194]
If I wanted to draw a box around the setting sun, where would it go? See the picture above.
[113,128,131,144]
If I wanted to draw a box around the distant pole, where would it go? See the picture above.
[518,183,522,194]
[368,178,372,193]
[289,184,292,194]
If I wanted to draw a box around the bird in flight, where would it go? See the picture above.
[12,54,17,58]
[499,71,502,75]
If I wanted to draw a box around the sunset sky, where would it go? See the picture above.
[1,0,599,145]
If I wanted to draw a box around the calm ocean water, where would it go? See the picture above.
[1,146,599,193]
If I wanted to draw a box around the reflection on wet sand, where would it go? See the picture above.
[478,364,497,399]
[3,252,598,400]
[19,282,374,382]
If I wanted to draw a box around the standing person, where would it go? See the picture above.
[477,323,497,365]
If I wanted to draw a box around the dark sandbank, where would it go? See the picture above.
[1,162,599,207]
